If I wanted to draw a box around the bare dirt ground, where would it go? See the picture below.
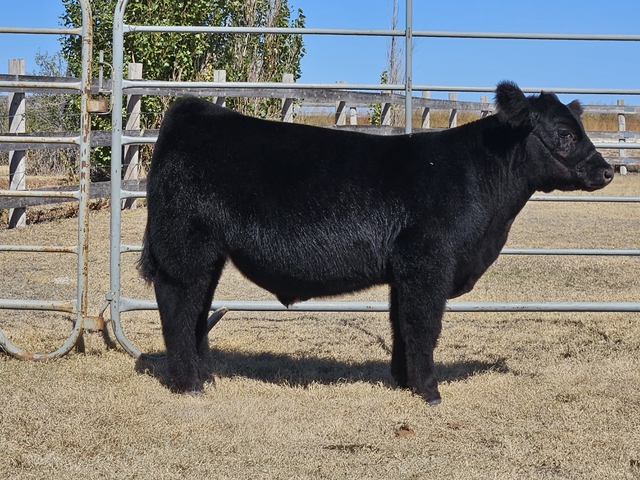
[1,175,640,479]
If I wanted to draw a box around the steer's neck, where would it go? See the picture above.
[475,116,537,216]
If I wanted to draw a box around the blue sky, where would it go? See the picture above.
[1,0,639,103]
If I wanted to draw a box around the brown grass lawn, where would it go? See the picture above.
[1,175,640,479]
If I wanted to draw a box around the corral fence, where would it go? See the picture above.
[108,0,640,358]
[0,0,107,360]
[1,0,640,361]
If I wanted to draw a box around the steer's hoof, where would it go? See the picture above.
[169,377,205,395]
[412,386,442,406]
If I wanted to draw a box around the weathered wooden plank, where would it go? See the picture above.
[3,74,640,114]
[0,179,147,210]
[122,63,143,210]
[8,59,27,227]
[0,130,156,151]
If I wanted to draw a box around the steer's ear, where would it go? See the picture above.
[495,81,532,129]
[567,99,583,117]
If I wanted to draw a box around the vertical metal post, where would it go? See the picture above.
[404,0,413,133]
[68,0,94,353]
[110,0,140,357]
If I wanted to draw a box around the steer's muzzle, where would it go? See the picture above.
[578,153,615,191]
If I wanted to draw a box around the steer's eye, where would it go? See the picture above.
[558,130,573,139]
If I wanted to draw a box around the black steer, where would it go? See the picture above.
[140,81,614,404]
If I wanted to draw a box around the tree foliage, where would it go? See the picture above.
[61,0,305,115]
[60,0,305,166]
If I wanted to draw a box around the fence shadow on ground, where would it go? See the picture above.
[134,349,509,391]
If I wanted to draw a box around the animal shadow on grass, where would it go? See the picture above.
[135,349,509,391]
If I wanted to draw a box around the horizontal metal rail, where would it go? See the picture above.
[122,25,640,42]
[0,245,78,254]
[0,135,80,146]
[117,297,640,314]
[414,31,640,42]
[117,245,640,257]
[120,79,640,97]
[0,299,76,313]
[119,189,146,199]
[594,142,640,149]
[124,25,403,36]
[0,80,82,91]
[529,195,640,202]
[115,193,640,203]
[119,133,640,152]
[121,135,158,146]
[121,79,406,91]
[0,27,82,35]
[501,248,640,256]
[0,189,80,200]
[412,84,640,96]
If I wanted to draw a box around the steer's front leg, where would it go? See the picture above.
[391,274,448,405]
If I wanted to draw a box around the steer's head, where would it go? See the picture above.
[495,81,614,192]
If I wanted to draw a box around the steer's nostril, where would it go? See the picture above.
[604,168,614,183]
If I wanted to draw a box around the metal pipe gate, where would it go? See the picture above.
[104,0,640,357]
[0,0,95,359]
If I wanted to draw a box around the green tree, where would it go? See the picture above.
[60,0,305,167]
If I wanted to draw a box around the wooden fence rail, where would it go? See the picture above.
[0,179,147,210]
[3,73,640,127]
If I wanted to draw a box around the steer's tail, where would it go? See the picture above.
[137,229,157,284]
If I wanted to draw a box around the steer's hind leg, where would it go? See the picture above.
[154,265,221,394]
[194,257,227,360]
[390,286,408,388]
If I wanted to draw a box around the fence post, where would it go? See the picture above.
[349,107,358,125]
[448,92,458,128]
[381,91,391,126]
[213,69,226,107]
[480,95,490,118]
[617,99,627,164]
[122,62,142,210]
[421,91,430,129]
[8,58,26,228]
[335,81,346,126]
[281,73,294,122]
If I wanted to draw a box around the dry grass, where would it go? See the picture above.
[1,176,640,479]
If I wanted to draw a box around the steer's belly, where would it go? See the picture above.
[228,234,388,303]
